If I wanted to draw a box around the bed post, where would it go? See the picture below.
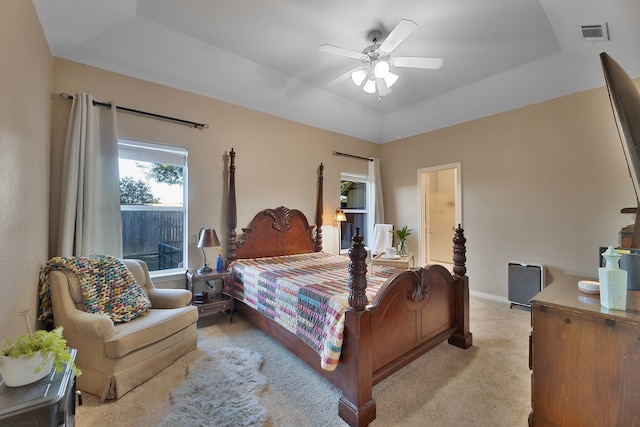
[315,163,323,252]
[347,229,368,310]
[227,148,237,265]
[448,224,473,349]
[339,228,375,426]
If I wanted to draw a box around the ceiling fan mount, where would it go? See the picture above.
[366,30,383,45]
[361,30,385,60]
[318,19,443,98]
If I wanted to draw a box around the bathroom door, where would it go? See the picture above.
[418,164,461,266]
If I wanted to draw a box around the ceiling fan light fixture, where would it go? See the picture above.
[362,78,377,94]
[319,20,442,97]
[351,69,368,86]
[373,59,390,78]
[383,72,399,88]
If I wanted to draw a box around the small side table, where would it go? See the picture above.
[372,252,415,271]
[186,270,234,322]
[0,348,77,427]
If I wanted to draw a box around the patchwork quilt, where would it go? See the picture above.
[230,252,403,371]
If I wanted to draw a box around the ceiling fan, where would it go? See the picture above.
[319,19,443,98]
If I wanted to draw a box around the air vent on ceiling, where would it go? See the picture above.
[581,23,609,41]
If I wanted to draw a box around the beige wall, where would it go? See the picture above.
[0,0,52,341]
[381,86,637,298]
[3,5,635,339]
[48,58,640,299]
[50,59,378,288]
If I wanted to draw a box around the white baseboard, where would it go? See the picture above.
[470,290,510,304]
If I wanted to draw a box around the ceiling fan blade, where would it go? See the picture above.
[393,56,444,69]
[375,77,392,96]
[378,19,418,54]
[325,66,365,88]
[318,44,366,60]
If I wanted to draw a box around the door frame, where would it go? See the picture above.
[417,163,462,266]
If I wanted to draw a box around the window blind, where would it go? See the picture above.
[118,139,187,167]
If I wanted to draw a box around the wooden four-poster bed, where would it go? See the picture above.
[225,148,472,426]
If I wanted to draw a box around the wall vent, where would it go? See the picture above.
[581,23,609,41]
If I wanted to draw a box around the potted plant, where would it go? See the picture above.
[0,313,80,387]
[394,225,412,256]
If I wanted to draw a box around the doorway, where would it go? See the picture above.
[418,163,461,266]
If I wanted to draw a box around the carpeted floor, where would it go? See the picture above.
[75,296,531,426]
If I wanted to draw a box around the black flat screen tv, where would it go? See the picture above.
[600,52,640,203]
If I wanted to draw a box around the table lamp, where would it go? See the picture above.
[335,209,347,252]
[197,227,220,274]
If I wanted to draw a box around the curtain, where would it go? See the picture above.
[57,93,122,257]
[368,158,384,243]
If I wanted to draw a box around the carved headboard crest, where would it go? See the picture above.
[264,206,295,232]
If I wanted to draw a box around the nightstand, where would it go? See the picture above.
[186,270,234,322]
[0,349,77,427]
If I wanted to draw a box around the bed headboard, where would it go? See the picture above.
[226,148,324,262]
[235,206,318,259]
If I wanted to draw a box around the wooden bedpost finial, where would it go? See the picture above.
[227,148,238,264]
[315,162,324,252]
[348,228,368,310]
[452,224,466,277]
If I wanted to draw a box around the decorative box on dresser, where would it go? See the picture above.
[529,275,640,426]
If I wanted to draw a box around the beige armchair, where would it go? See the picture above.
[48,259,198,401]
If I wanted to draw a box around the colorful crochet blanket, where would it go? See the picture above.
[39,255,151,324]
[230,252,402,371]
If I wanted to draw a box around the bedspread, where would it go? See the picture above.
[231,252,403,371]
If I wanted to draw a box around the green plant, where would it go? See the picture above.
[394,225,412,243]
[1,320,80,376]
[119,176,159,205]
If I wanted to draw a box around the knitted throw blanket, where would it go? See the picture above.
[39,255,151,324]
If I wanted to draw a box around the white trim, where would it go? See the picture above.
[470,289,510,304]
[341,172,368,182]
[150,270,184,282]
[340,172,371,248]
[121,205,183,211]
[118,139,189,272]
[416,162,462,267]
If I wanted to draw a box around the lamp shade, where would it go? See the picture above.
[335,209,347,222]
[362,78,376,94]
[373,60,390,78]
[197,227,220,274]
[383,72,399,88]
[351,69,368,86]
[197,228,220,248]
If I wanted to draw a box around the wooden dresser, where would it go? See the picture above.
[529,275,640,426]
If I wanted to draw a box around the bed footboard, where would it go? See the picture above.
[337,225,472,426]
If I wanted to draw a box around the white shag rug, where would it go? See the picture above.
[159,347,267,427]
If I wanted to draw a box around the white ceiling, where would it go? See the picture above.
[33,0,640,143]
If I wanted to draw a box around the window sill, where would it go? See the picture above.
[150,269,185,283]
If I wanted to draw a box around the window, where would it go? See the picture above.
[339,172,369,251]
[118,139,188,275]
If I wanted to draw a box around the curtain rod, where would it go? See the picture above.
[333,151,373,162]
[60,93,209,130]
